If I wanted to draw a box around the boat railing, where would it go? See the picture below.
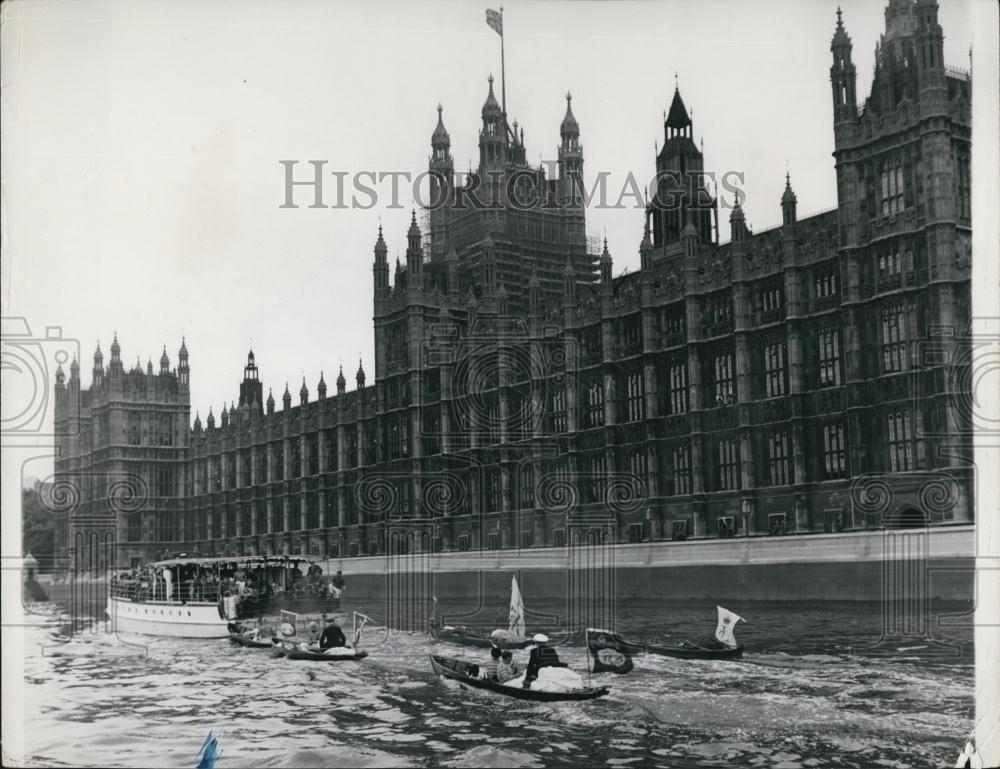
[109,576,224,605]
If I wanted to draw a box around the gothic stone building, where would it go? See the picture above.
[54,1,972,568]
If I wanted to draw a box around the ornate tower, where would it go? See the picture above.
[647,84,716,248]
[373,224,389,304]
[239,349,263,409]
[429,104,453,260]
[479,75,507,192]
[830,6,858,145]
[558,93,583,204]
[405,210,423,291]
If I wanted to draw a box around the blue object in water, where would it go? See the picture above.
[196,731,219,769]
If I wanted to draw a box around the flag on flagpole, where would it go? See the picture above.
[486,8,503,36]
[714,606,745,647]
[585,628,634,674]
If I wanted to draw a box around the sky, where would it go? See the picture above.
[1,0,975,454]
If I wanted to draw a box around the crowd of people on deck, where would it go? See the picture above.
[110,561,346,613]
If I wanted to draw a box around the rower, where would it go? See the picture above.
[330,570,346,597]
[319,617,348,649]
[523,633,560,689]
[481,645,502,681]
[496,650,520,683]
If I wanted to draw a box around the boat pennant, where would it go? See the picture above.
[585,628,634,675]
[715,606,745,647]
[508,576,525,637]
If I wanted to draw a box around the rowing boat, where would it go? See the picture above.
[430,654,609,702]
[430,624,533,650]
[227,622,272,649]
[271,638,368,662]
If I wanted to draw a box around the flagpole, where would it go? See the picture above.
[500,6,507,141]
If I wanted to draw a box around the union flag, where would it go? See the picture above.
[486,8,502,36]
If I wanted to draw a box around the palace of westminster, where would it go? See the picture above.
[53,1,973,567]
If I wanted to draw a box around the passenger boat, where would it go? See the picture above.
[430,655,609,702]
[430,576,536,650]
[106,554,340,638]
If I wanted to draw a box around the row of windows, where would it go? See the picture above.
[159,410,935,546]
[127,413,175,447]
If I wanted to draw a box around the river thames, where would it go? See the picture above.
[16,598,972,768]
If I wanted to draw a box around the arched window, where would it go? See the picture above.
[159,415,173,446]
[127,413,142,446]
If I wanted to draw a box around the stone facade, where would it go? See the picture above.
[54,1,972,568]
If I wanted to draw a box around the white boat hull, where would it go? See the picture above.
[106,596,229,638]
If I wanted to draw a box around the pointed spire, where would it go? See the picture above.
[665,84,692,129]
[300,377,309,405]
[206,406,215,429]
[110,332,121,359]
[266,387,275,415]
[832,5,851,44]
[282,382,292,410]
[159,345,170,372]
[781,171,798,226]
[55,362,66,385]
[782,172,797,204]
[374,223,387,259]
[482,73,501,117]
[336,364,346,394]
[93,342,103,365]
[432,102,450,145]
[194,411,202,431]
[356,358,366,388]
[561,91,579,135]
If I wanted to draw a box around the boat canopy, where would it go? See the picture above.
[148,554,326,568]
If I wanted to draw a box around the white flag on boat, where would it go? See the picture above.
[508,576,525,637]
[715,606,744,647]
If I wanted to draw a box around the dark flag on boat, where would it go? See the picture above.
[586,628,634,674]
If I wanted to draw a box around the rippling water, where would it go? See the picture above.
[17,598,972,768]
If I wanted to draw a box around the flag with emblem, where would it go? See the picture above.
[486,8,502,36]
[715,606,744,647]
[586,628,635,674]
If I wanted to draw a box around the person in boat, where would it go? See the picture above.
[319,617,348,650]
[523,634,561,689]
[680,634,729,651]
[481,645,502,681]
[496,650,520,683]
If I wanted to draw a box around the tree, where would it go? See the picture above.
[22,482,54,570]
